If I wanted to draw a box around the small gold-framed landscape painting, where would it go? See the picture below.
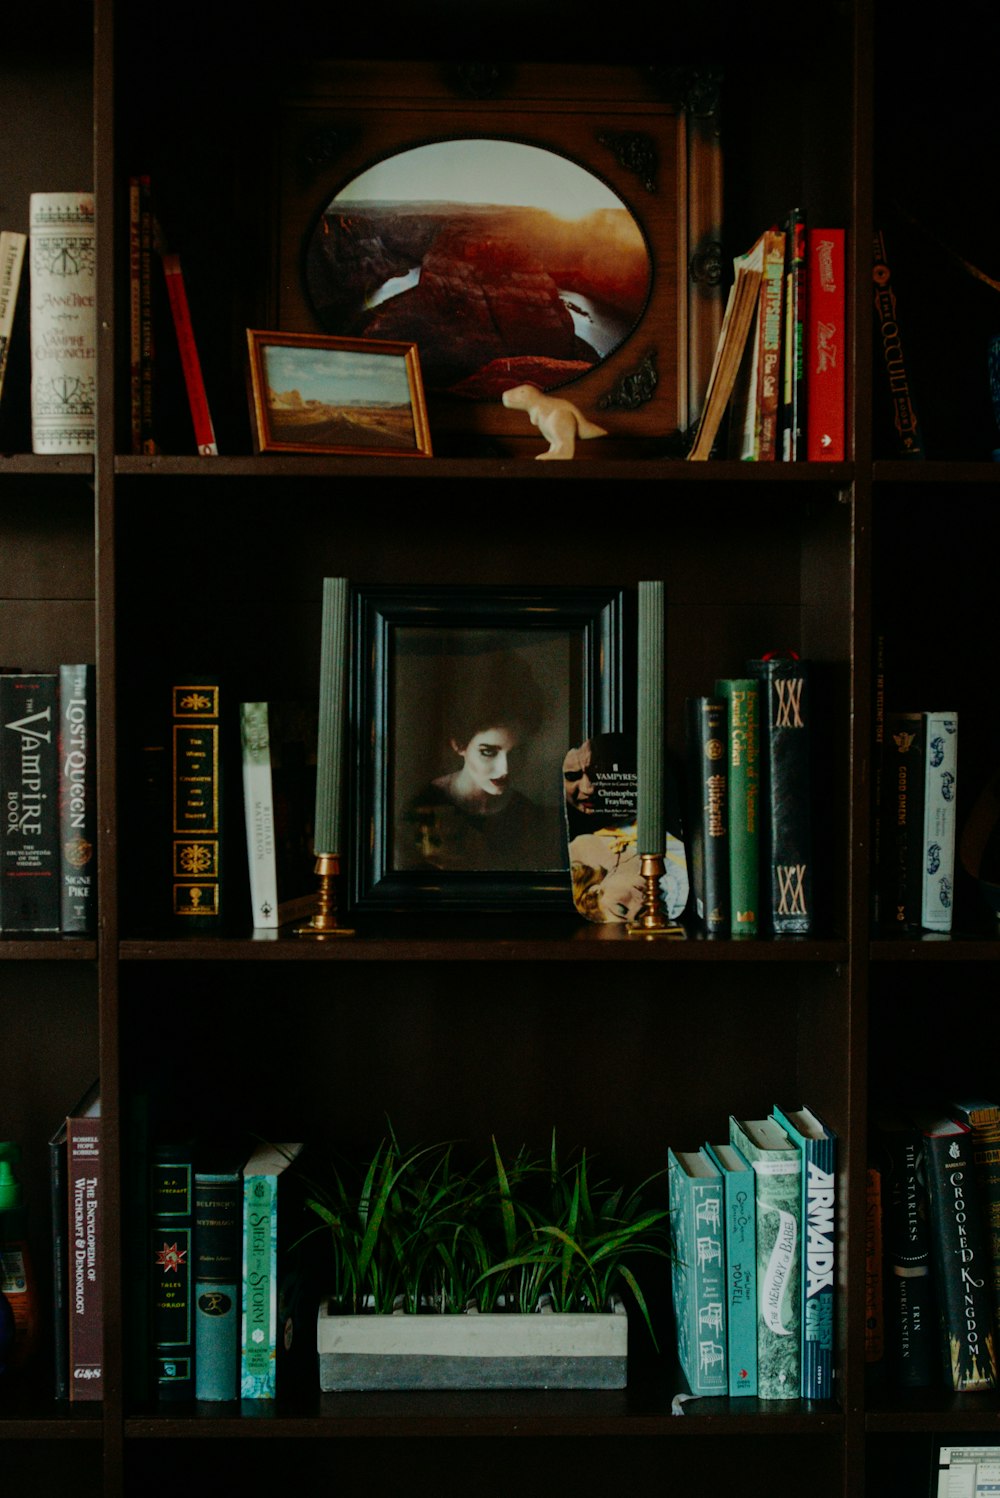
[246,330,432,457]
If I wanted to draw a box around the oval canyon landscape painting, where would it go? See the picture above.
[305,139,652,400]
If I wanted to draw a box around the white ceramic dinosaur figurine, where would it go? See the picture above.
[501,382,608,460]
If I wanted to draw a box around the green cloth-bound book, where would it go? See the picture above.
[728,1115,801,1398]
[715,678,760,936]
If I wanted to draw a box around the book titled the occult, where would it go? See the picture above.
[872,228,925,459]
[0,672,60,932]
[878,710,925,931]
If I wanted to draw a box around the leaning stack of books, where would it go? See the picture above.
[688,210,846,463]
[668,1102,837,1403]
[0,666,97,936]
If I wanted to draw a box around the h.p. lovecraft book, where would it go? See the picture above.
[241,1141,306,1400]
[917,1114,998,1392]
[873,1114,937,1389]
[151,1140,195,1400]
[667,1147,728,1397]
[772,1104,836,1399]
[950,1099,1000,1330]
[28,192,96,454]
[921,711,958,931]
[58,663,97,935]
[872,228,925,459]
[0,672,60,932]
[715,677,760,936]
[805,228,846,461]
[66,1105,103,1400]
[780,207,806,461]
[704,1141,757,1395]
[878,710,926,931]
[194,1153,246,1401]
[684,697,729,935]
[728,1114,801,1398]
[748,657,813,935]
[172,679,223,928]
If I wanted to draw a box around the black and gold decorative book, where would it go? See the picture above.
[747,656,813,935]
[171,679,224,930]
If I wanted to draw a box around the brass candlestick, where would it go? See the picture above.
[296,853,356,938]
[627,853,685,938]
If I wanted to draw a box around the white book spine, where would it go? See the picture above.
[921,710,958,930]
[240,702,278,928]
[29,191,97,453]
[0,230,27,404]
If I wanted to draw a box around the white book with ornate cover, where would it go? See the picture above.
[29,192,96,453]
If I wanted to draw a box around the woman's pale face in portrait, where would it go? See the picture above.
[451,725,518,797]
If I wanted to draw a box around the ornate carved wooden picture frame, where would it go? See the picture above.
[273,62,722,455]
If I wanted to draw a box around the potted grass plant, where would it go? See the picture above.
[301,1129,670,1391]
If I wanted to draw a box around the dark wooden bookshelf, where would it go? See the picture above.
[3,0,1000,1494]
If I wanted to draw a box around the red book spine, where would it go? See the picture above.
[162,252,218,456]
[806,229,846,461]
[67,1115,103,1401]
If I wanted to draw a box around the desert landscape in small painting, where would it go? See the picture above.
[266,384,416,451]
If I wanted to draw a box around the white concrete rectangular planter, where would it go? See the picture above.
[317,1299,628,1391]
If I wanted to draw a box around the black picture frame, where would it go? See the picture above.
[350,584,626,913]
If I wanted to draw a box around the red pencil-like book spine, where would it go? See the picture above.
[806,229,846,461]
[161,252,218,456]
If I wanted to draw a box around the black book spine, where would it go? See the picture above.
[0,672,60,931]
[151,1142,195,1400]
[748,658,813,934]
[171,680,223,929]
[876,1120,937,1388]
[879,711,925,930]
[684,696,729,934]
[922,1122,998,1392]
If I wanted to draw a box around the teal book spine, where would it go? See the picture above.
[772,1105,837,1399]
[714,678,760,936]
[194,1160,244,1401]
[728,1116,801,1398]
[705,1142,757,1396]
[151,1142,194,1400]
[667,1147,727,1396]
[240,1142,303,1400]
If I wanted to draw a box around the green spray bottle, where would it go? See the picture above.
[0,1145,39,1371]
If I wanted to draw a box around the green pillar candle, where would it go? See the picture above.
[314,577,349,855]
[637,579,665,854]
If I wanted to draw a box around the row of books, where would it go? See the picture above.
[0,666,96,935]
[53,1088,313,1403]
[874,706,958,933]
[689,212,846,463]
[668,1104,836,1401]
[685,656,813,938]
[867,1101,1000,1393]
